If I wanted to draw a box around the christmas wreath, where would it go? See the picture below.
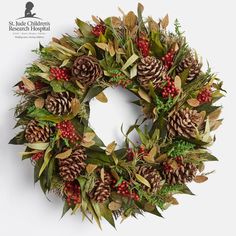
[10,4,225,228]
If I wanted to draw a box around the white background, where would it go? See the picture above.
[0,0,235,235]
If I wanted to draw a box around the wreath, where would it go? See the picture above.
[10,4,225,228]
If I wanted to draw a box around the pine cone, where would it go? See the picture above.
[45,92,72,115]
[72,55,103,87]
[59,147,87,182]
[161,156,197,185]
[167,107,202,138]
[89,172,112,203]
[136,165,162,194]
[137,56,165,89]
[176,55,202,81]
[25,120,51,143]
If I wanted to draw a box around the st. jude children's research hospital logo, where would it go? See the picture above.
[9,2,51,39]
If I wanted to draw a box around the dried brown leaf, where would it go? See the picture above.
[108,201,122,211]
[194,175,208,183]
[22,77,35,91]
[95,91,108,103]
[34,97,45,109]
[187,98,200,107]
[138,88,151,103]
[174,76,182,91]
[106,141,117,155]
[124,11,137,30]
[71,98,80,115]
[86,164,97,174]
[100,168,105,182]
[135,174,151,188]
[55,148,72,159]
[208,108,222,121]
[161,14,169,29]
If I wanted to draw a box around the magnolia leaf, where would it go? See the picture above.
[124,11,137,30]
[108,201,122,211]
[106,141,117,155]
[55,148,72,159]
[121,54,139,71]
[95,42,109,51]
[161,14,169,29]
[22,77,35,91]
[39,146,52,177]
[187,98,200,107]
[82,140,96,148]
[34,97,45,109]
[138,88,151,103]
[194,175,208,183]
[100,168,105,182]
[174,75,182,91]
[96,91,108,103]
[26,142,49,150]
[135,174,151,188]
[71,98,80,116]
[86,164,98,174]
[208,108,222,121]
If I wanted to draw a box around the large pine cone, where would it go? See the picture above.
[25,120,51,143]
[137,56,165,89]
[45,92,72,115]
[59,147,87,182]
[176,55,202,81]
[71,55,103,87]
[136,165,162,194]
[167,107,202,138]
[89,172,112,203]
[161,156,197,185]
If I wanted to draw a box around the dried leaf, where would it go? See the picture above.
[108,201,122,211]
[138,88,151,103]
[96,91,108,103]
[71,98,80,115]
[106,141,117,155]
[144,202,155,212]
[156,154,168,163]
[187,98,200,107]
[169,196,179,205]
[174,76,182,91]
[34,97,45,109]
[194,175,208,183]
[137,3,144,15]
[91,15,100,24]
[55,148,72,159]
[108,41,115,57]
[86,164,98,174]
[26,142,49,150]
[144,146,157,163]
[95,42,109,51]
[135,174,151,188]
[211,120,222,131]
[100,168,105,182]
[209,108,222,121]
[111,17,122,28]
[22,77,35,91]
[148,17,159,32]
[83,132,96,142]
[124,11,137,30]
[82,140,95,147]
[161,14,169,29]
[121,54,139,71]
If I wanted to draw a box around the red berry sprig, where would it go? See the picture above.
[197,88,212,104]
[64,182,81,206]
[50,67,69,81]
[31,151,44,161]
[91,24,106,37]
[136,36,150,57]
[115,180,140,201]
[162,49,175,70]
[161,76,179,99]
[56,121,80,143]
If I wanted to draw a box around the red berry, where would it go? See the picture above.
[50,67,69,81]
[197,88,212,104]
[136,36,150,57]
[91,24,106,37]
[31,151,44,161]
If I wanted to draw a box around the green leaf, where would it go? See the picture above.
[80,43,97,56]
[61,201,71,218]
[39,146,52,177]
[26,142,49,151]
[50,80,65,92]
[84,85,106,102]
[9,131,25,145]
[135,127,148,145]
[135,174,151,188]
[46,157,55,188]
[99,203,116,228]
[200,152,218,161]
[75,18,93,37]
[150,31,165,58]
[121,54,139,71]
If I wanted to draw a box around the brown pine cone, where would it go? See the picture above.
[71,55,103,87]
[25,120,51,143]
[59,147,87,182]
[161,156,197,185]
[167,107,203,138]
[45,92,72,115]
[137,56,165,89]
[89,172,112,203]
[176,54,202,81]
[136,165,162,194]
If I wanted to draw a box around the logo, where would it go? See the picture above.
[9,2,51,39]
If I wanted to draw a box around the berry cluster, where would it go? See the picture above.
[31,152,44,161]
[64,181,81,206]
[136,36,150,57]
[161,76,179,98]
[50,67,69,81]
[162,49,175,70]
[91,24,106,37]
[115,181,140,201]
[197,88,212,104]
[56,121,80,143]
